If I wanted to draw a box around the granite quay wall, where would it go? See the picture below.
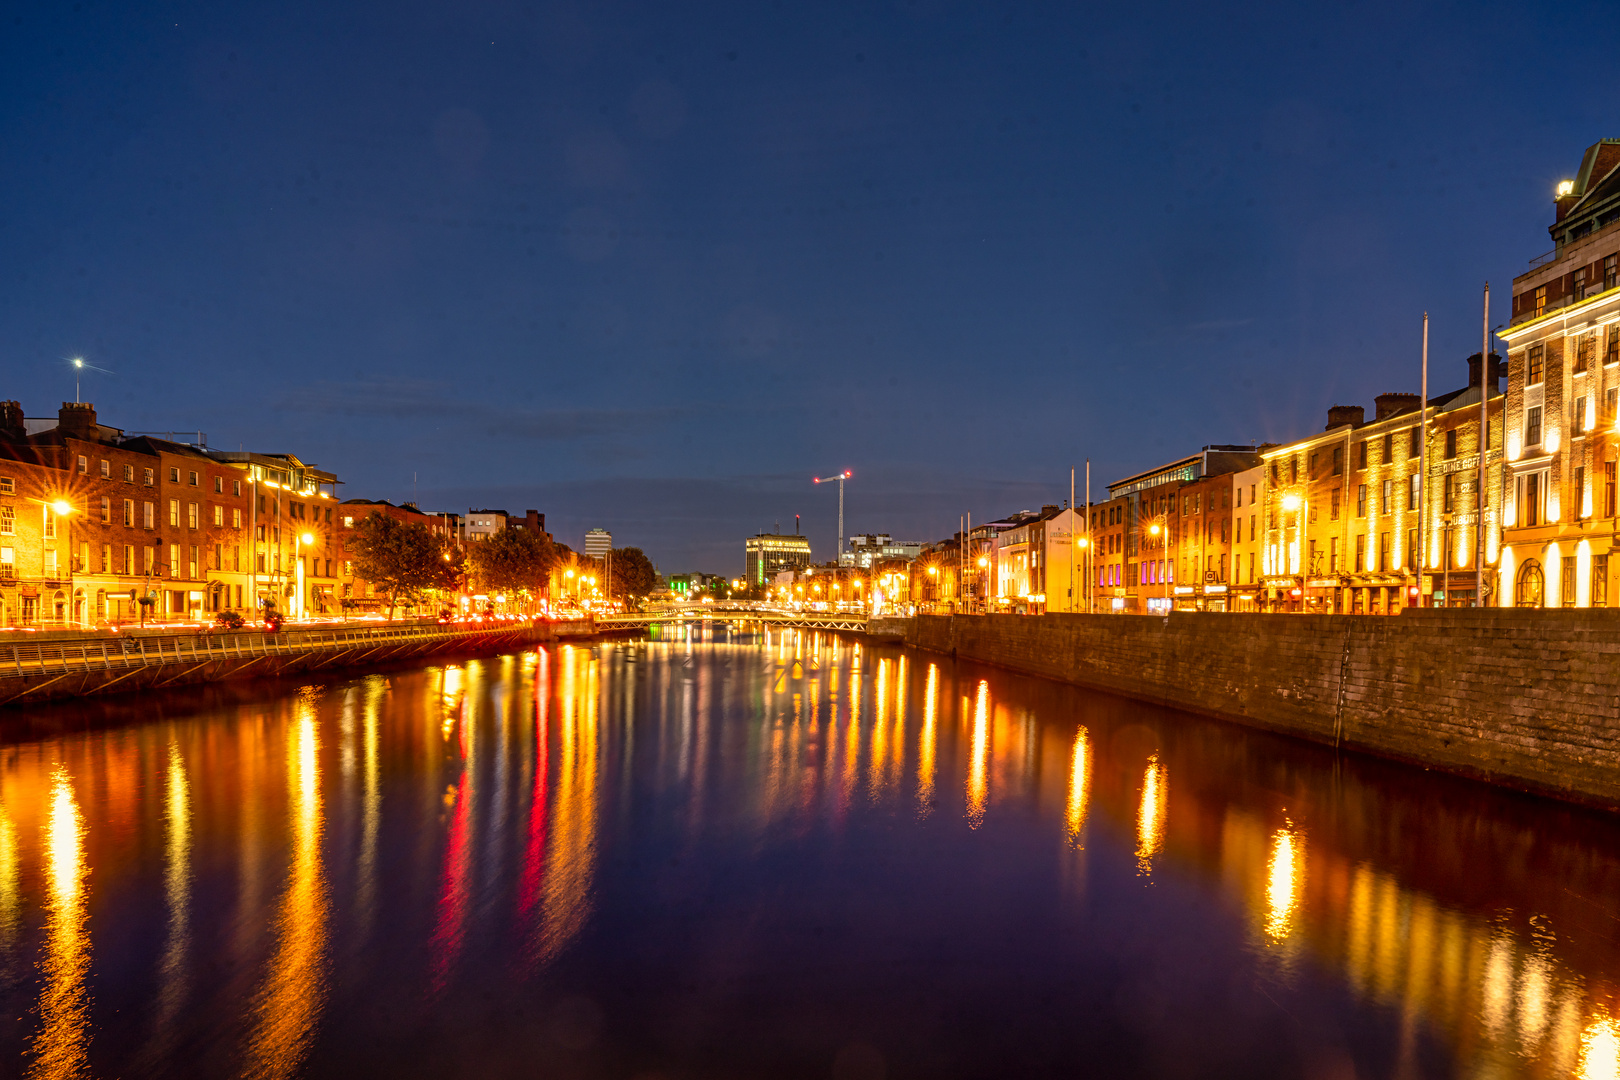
[903,610,1620,809]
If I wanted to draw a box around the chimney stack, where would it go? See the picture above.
[1466,351,1504,394]
[1374,393,1420,420]
[1325,404,1365,430]
[0,401,23,441]
[57,402,97,442]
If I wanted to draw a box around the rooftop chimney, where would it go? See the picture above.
[57,402,97,442]
[1374,393,1420,421]
[1466,351,1504,394]
[0,401,23,441]
[1326,404,1365,431]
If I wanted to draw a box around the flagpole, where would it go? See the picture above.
[1478,283,1490,607]
[1418,313,1429,607]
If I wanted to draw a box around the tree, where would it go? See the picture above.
[347,513,460,618]
[604,547,658,608]
[467,527,557,611]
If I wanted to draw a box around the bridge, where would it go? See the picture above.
[593,609,875,634]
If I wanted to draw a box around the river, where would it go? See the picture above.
[0,626,1617,1078]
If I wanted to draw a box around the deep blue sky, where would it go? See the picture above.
[2,1,1613,572]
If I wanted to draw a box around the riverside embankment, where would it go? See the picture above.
[900,610,1620,809]
[0,617,604,707]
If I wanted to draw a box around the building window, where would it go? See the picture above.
[1356,441,1368,470]
[188,503,199,530]
[1409,473,1420,510]
[233,479,241,497]
[214,543,223,571]
[1378,532,1389,572]
[232,508,241,529]
[169,543,180,579]
[100,496,110,523]
[1607,254,1618,292]
[1444,429,1458,459]
[1576,267,1589,302]
[1576,466,1587,518]
[168,467,178,483]
[144,468,154,486]
[1534,286,1547,317]
[1528,345,1544,384]
[1331,491,1341,520]
[1406,528,1418,570]
[1331,446,1343,475]
[0,477,11,495]
[213,505,223,527]
[1575,396,1589,436]
[0,547,11,579]
[188,471,198,486]
[0,506,12,535]
[1356,485,1367,517]
[123,545,133,575]
[100,544,110,572]
[169,499,179,528]
[1564,559,1577,606]
[44,507,56,539]
[1519,472,1544,527]
[77,455,87,474]
[1382,479,1392,512]
[99,459,109,478]
[1443,474,1455,513]
[1354,534,1366,573]
[1526,406,1543,447]
[1597,555,1610,608]
[123,499,134,527]
[1578,333,1595,372]
[213,476,222,493]
[45,550,57,577]
[1382,432,1394,463]
[1608,461,1617,518]
[143,502,155,529]
[189,545,199,578]
[123,464,134,482]
[1308,451,1318,475]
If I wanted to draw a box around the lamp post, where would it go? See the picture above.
[1148,518,1169,609]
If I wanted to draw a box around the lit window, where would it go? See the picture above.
[77,455,87,474]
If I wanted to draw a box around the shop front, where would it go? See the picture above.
[1262,576,1303,612]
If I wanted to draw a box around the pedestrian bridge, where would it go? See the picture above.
[593,609,874,634]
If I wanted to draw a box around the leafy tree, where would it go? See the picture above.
[347,513,460,618]
[603,546,658,608]
[467,526,557,611]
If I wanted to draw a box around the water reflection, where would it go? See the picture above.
[30,769,89,1079]
[1065,726,1091,847]
[243,703,327,1080]
[966,680,989,829]
[1134,754,1166,875]
[1262,826,1301,944]
[0,632,1616,1078]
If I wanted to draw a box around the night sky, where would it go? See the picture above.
[3,1,1614,573]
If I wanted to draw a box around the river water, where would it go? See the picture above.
[0,627,1618,1078]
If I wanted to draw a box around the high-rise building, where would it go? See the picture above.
[584,528,612,557]
[746,533,811,586]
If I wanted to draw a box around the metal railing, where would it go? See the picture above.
[0,620,533,683]
[595,611,871,633]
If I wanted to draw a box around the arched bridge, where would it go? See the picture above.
[593,610,874,634]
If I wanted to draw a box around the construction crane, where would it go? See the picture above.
[812,470,853,564]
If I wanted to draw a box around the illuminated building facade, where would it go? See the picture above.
[1260,364,1502,615]
[989,506,1084,613]
[584,528,612,558]
[745,532,811,587]
[1499,138,1620,608]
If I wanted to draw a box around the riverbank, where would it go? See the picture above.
[898,610,1620,810]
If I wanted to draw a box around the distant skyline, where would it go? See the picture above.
[4,1,1614,572]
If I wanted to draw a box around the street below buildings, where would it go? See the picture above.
[0,626,1616,1078]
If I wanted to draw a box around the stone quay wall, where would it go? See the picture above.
[902,610,1620,809]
